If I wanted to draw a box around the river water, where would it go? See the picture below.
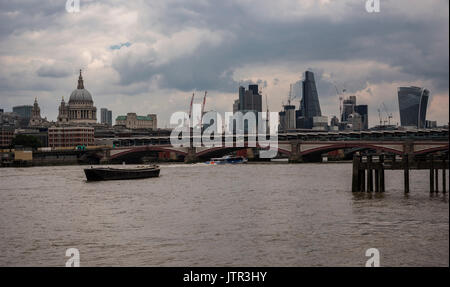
[0,163,448,266]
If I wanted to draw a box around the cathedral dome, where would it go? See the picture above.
[68,70,93,103]
[69,89,93,103]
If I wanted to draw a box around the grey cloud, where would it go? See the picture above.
[110,1,448,97]
[36,64,71,78]
[0,0,448,125]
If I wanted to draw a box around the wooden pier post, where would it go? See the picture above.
[359,155,365,192]
[352,155,360,192]
[374,168,380,193]
[380,153,385,193]
[361,169,366,192]
[435,168,439,193]
[430,156,435,193]
[367,155,373,192]
[402,154,409,193]
[443,160,447,194]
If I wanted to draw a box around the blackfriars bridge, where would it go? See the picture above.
[90,129,449,163]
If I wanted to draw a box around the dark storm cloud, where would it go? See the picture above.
[0,0,63,37]
[111,0,448,95]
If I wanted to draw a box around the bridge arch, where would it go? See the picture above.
[110,145,188,160]
[414,145,449,155]
[300,143,405,157]
[196,145,291,159]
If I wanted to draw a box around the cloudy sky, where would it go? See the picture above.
[0,0,448,127]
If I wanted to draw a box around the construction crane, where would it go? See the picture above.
[285,83,301,107]
[200,91,207,128]
[377,108,383,126]
[188,92,195,120]
[382,102,393,126]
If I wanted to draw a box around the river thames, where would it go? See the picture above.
[0,163,448,266]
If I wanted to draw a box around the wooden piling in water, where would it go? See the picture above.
[367,155,373,192]
[361,168,366,192]
[352,155,360,192]
[375,168,379,193]
[403,154,409,193]
[430,156,435,193]
[351,152,447,194]
[443,160,447,194]
[358,155,365,192]
[435,168,439,193]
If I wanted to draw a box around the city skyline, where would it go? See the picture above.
[0,0,448,128]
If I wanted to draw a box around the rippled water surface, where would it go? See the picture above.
[0,163,448,266]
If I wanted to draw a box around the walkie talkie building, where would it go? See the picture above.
[398,86,429,128]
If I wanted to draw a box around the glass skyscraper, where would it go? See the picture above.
[100,108,113,126]
[12,105,33,119]
[398,86,429,128]
[300,71,322,129]
[354,104,368,130]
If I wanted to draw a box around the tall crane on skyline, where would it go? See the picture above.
[382,102,393,126]
[188,93,195,120]
[201,91,207,128]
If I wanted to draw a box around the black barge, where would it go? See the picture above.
[84,165,160,181]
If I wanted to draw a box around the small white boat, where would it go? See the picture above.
[206,155,248,165]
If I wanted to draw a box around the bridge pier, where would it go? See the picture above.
[99,149,110,164]
[288,143,303,163]
[184,147,199,164]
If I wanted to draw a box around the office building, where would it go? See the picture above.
[354,104,368,130]
[101,108,113,126]
[0,112,20,128]
[425,120,437,129]
[233,84,262,113]
[233,100,240,113]
[398,86,429,128]
[279,105,296,131]
[312,116,328,131]
[0,127,14,148]
[300,71,322,128]
[12,105,33,120]
[48,126,94,148]
[231,84,263,133]
[347,113,363,131]
[340,95,369,130]
[115,113,157,130]
[12,105,33,127]
[341,96,356,122]
[294,71,322,129]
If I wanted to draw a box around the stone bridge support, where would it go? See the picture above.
[99,148,111,164]
[403,140,414,155]
[288,142,302,163]
[184,147,199,163]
